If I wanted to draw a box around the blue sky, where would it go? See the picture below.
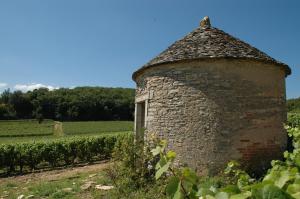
[0,0,299,98]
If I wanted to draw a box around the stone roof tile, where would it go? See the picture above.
[133,18,291,80]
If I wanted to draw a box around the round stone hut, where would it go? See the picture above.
[132,17,291,175]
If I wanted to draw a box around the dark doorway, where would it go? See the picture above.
[135,101,146,141]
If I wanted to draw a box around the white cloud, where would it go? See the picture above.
[0,83,8,88]
[14,83,59,92]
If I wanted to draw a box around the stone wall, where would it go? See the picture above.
[134,59,287,175]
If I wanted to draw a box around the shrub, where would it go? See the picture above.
[105,133,164,198]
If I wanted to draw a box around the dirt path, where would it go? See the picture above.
[0,161,111,185]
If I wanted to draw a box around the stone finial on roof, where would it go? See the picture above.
[200,16,211,29]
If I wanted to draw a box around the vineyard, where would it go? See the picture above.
[0,120,133,175]
[0,133,132,175]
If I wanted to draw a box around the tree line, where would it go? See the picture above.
[1,87,297,121]
[0,87,135,121]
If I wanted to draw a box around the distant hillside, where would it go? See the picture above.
[287,97,300,113]
[0,87,135,121]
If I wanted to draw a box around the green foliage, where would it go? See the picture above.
[251,183,293,199]
[287,98,300,113]
[224,161,254,190]
[151,141,201,199]
[151,126,300,199]
[287,113,300,128]
[104,133,166,198]
[0,103,15,119]
[166,176,182,199]
[0,133,128,175]
[0,86,135,121]
[152,140,175,180]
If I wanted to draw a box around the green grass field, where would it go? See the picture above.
[0,119,54,137]
[0,120,133,143]
[63,121,133,135]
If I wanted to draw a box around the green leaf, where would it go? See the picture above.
[166,151,176,160]
[263,166,295,188]
[155,161,171,180]
[291,192,300,199]
[166,176,182,199]
[155,162,160,170]
[160,140,167,151]
[221,185,241,195]
[151,146,161,156]
[252,183,293,199]
[197,187,215,197]
[237,175,250,190]
[155,156,167,170]
[215,192,229,199]
[287,183,300,196]
[295,153,300,167]
[263,169,281,182]
[230,191,251,199]
[275,170,292,188]
[205,195,216,199]
[182,167,198,184]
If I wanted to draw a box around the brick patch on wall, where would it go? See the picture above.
[237,141,282,175]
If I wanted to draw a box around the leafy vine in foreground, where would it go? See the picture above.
[152,126,300,199]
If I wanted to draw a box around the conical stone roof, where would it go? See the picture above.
[133,17,291,80]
